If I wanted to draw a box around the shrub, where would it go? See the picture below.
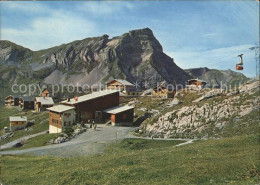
[63,128,74,135]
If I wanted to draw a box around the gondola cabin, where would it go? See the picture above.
[236,65,243,70]
[236,54,244,71]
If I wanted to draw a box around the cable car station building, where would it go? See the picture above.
[59,90,134,126]
[61,90,120,122]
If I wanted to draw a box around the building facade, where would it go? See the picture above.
[153,86,176,98]
[5,95,20,106]
[41,89,50,97]
[187,79,207,90]
[35,97,54,112]
[19,97,35,110]
[61,90,120,122]
[47,105,75,134]
[106,79,141,96]
[103,105,134,126]
[9,116,27,131]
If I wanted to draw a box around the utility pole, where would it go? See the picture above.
[249,45,260,78]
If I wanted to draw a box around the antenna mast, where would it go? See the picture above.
[249,45,260,78]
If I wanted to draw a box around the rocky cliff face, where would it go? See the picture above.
[0,41,32,65]
[0,28,248,89]
[0,28,190,87]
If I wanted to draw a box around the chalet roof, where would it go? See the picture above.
[188,79,207,83]
[12,95,21,98]
[102,105,134,114]
[9,116,27,122]
[61,90,119,105]
[35,97,54,105]
[107,79,134,86]
[119,92,127,97]
[41,89,49,93]
[47,105,75,113]
[20,96,34,102]
[5,95,21,99]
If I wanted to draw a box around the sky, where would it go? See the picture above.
[0,1,259,77]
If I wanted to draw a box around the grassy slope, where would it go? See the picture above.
[13,134,58,150]
[1,135,259,185]
[0,106,49,146]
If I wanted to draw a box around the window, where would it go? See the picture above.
[123,113,127,119]
[64,113,71,118]
[64,121,67,126]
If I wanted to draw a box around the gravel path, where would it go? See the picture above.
[0,125,137,157]
[0,130,48,150]
[0,125,194,157]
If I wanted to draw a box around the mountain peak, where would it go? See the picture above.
[0,28,189,86]
[128,27,153,36]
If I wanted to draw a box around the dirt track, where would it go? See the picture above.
[0,125,194,157]
[0,125,137,157]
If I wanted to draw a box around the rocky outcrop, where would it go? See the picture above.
[185,67,248,88]
[141,80,259,139]
[0,40,32,65]
[50,124,87,144]
[37,28,190,86]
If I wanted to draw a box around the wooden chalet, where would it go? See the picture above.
[35,97,54,112]
[103,105,134,126]
[187,79,206,90]
[61,90,120,122]
[47,105,75,134]
[5,95,21,106]
[41,89,50,97]
[9,116,27,131]
[106,79,142,96]
[19,96,35,110]
[153,85,176,98]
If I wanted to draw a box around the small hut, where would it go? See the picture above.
[19,96,35,110]
[5,95,21,106]
[9,116,27,131]
[187,79,206,90]
[41,89,50,97]
[102,105,134,126]
[153,85,176,98]
[35,97,54,112]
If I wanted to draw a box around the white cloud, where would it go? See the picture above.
[2,9,97,50]
[2,1,50,14]
[76,1,135,16]
[1,1,136,50]
[166,45,257,77]
[201,33,217,38]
